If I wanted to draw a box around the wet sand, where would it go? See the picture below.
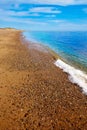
[0,28,87,130]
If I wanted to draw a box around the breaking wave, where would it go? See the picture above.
[54,59,87,94]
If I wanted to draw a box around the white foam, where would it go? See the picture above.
[54,59,87,94]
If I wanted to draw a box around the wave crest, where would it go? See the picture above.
[54,59,87,94]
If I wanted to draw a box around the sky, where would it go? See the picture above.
[0,0,87,31]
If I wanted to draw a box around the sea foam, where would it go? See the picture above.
[54,59,87,94]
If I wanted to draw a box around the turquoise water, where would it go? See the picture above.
[24,31,87,72]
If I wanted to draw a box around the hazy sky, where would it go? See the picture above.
[0,0,87,31]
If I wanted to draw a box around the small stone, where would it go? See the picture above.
[21,109,23,112]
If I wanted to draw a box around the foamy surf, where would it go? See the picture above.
[54,59,87,94]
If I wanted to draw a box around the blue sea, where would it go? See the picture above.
[24,31,87,94]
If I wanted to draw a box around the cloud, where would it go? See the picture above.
[45,14,56,18]
[50,20,66,23]
[0,7,61,18]
[0,0,87,31]
[0,9,28,16]
[0,9,46,25]
[1,13,87,31]
[0,15,47,25]
[0,8,40,17]
[29,7,61,14]
[28,0,74,5]
[1,0,87,6]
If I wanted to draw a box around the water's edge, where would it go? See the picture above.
[23,32,87,95]
[55,59,87,95]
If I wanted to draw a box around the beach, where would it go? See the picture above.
[0,28,87,130]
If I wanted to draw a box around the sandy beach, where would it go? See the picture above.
[0,28,87,130]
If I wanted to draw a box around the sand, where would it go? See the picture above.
[0,28,87,130]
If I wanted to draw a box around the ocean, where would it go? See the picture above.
[24,31,87,94]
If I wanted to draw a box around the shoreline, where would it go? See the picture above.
[23,31,87,73]
[22,34,59,61]
[23,31,87,95]
[0,28,87,130]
